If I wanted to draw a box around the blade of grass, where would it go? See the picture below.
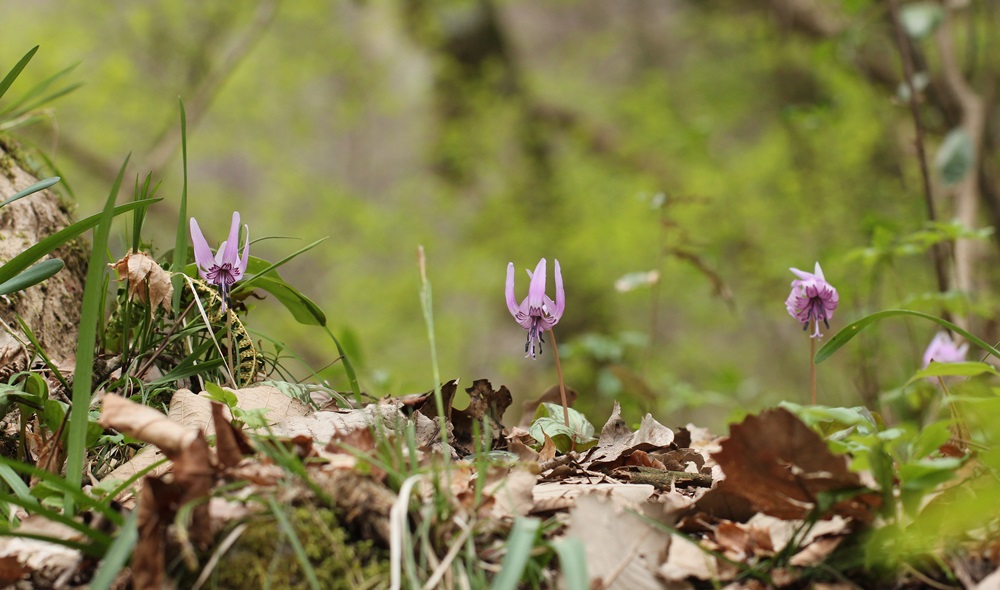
[551,537,589,590]
[88,509,138,590]
[490,517,541,590]
[0,176,59,209]
[0,456,121,522]
[267,496,322,590]
[65,155,130,515]
[171,98,189,311]
[230,237,328,297]
[0,46,37,102]
[417,246,449,457]
[0,259,63,296]
[814,309,1000,364]
[0,61,78,117]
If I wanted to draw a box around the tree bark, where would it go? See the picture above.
[0,139,87,367]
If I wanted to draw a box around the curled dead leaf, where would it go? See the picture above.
[110,251,173,312]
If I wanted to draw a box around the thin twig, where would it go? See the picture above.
[887,0,950,299]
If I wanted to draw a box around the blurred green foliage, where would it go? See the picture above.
[0,0,985,430]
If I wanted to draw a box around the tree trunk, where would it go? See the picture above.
[0,139,88,369]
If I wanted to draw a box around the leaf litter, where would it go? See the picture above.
[3,378,998,588]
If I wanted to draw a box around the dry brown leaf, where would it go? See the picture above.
[102,446,170,491]
[486,468,536,520]
[562,493,669,590]
[538,432,558,463]
[325,423,377,455]
[110,251,173,312]
[585,402,675,471]
[713,408,881,522]
[625,450,667,470]
[659,533,720,582]
[0,515,83,586]
[100,394,200,458]
[532,481,655,511]
[212,402,254,468]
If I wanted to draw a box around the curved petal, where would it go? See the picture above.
[813,261,825,281]
[189,217,214,280]
[552,258,565,319]
[237,224,250,276]
[527,258,547,312]
[505,262,519,318]
[220,211,241,266]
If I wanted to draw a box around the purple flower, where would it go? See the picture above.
[506,258,565,358]
[190,211,249,310]
[785,262,839,338]
[922,332,968,368]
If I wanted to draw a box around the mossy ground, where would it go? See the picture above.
[189,503,390,590]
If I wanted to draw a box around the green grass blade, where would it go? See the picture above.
[0,259,63,296]
[0,60,78,117]
[814,309,1000,364]
[0,46,38,102]
[322,326,362,404]
[171,98,189,311]
[88,509,138,590]
[66,155,130,515]
[0,176,59,209]
[230,237,329,298]
[246,274,326,325]
[3,82,82,118]
[0,199,158,287]
[551,537,589,590]
[490,517,541,590]
[267,496,322,590]
[0,494,113,549]
[0,464,31,501]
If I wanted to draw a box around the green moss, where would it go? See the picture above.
[200,503,390,589]
[0,135,36,181]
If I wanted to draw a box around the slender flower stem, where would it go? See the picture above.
[810,337,817,405]
[547,329,570,428]
[418,246,450,459]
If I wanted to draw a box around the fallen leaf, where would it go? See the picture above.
[0,515,83,586]
[658,533,720,582]
[99,394,200,458]
[561,493,669,590]
[584,402,675,471]
[713,408,881,522]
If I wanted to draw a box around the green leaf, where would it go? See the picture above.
[900,2,945,38]
[490,517,541,590]
[245,273,326,325]
[203,381,238,408]
[0,199,157,287]
[907,361,1000,385]
[66,155,130,516]
[0,177,59,209]
[0,46,38,102]
[552,537,589,590]
[0,259,63,296]
[815,309,1000,365]
[89,509,138,589]
[935,128,974,186]
[529,403,597,453]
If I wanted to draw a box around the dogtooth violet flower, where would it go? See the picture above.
[785,262,839,339]
[506,258,565,359]
[190,211,249,310]
[922,331,968,368]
